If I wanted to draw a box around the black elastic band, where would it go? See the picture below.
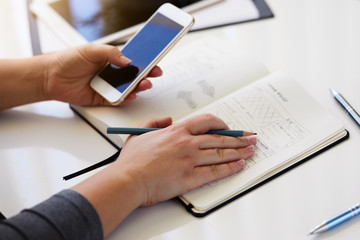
[0,211,6,220]
[63,150,120,181]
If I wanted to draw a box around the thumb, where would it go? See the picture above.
[139,117,173,128]
[80,44,132,67]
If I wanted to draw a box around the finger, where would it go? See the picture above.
[120,93,137,105]
[88,91,115,106]
[196,135,257,149]
[196,145,255,166]
[192,160,245,188]
[183,114,230,135]
[147,66,163,78]
[81,44,131,67]
[132,79,152,94]
[115,80,153,105]
[139,117,173,128]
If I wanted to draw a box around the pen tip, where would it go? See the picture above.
[309,228,320,235]
[329,88,337,95]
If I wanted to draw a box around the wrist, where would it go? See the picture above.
[0,56,49,110]
[14,55,50,102]
[71,164,144,237]
[34,54,52,101]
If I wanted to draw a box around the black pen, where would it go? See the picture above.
[330,88,360,127]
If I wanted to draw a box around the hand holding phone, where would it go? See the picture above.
[90,3,194,104]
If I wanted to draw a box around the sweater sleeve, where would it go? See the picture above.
[0,189,103,240]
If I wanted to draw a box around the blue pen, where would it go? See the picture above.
[310,203,360,234]
[107,127,256,137]
[330,88,360,127]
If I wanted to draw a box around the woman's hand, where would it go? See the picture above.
[118,113,257,206]
[72,114,257,237]
[44,44,162,106]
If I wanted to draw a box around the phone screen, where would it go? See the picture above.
[98,12,183,93]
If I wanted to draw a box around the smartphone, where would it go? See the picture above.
[90,3,194,104]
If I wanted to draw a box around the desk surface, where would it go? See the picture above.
[1,0,360,239]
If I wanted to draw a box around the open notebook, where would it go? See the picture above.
[70,36,348,216]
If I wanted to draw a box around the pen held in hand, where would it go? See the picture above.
[63,127,256,181]
[107,127,256,137]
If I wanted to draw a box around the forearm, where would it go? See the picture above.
[0,56,49,110]
[71,164,143,238]
[0,190,103,240]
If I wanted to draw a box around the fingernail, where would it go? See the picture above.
[245,145,255,153]
[246,135,257,145]
[120,55,132,64]
[237,159,245,168]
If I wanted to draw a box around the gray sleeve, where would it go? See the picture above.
[0,189,103,240]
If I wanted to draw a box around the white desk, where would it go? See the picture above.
[1,0,360,239]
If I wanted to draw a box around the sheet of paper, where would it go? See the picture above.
[192,0,260,30]
[75,36,269,131]
[181,72,344,211]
